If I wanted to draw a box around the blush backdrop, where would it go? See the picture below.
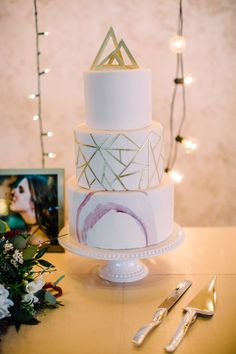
[0,0,235,226]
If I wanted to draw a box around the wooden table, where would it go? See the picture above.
[2,228,236,354]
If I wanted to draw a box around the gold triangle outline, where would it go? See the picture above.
[90,27,139,70]
[116,39,139,69]
[97,50,125,70]
[95,39,138,70]
[90,26,123,70]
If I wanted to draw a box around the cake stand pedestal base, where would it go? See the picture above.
[59,223,184,283]
[98,259,149,283]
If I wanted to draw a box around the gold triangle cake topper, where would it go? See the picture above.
[90,26,139,71]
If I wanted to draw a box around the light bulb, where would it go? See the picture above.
[169,35,186,54]
[184,74,197,86]
[169,169,183,183]
[182,137,198,154]
[42,131,53,137]
[48,152,56,159]
[38,31,50,36]
[33,115,39,121]
[28,93,39,99]
[40,68,50,75]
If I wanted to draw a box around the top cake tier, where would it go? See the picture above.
[84,69,152,131]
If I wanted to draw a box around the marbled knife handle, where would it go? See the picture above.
[132,308,168,346]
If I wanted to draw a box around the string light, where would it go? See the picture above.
[44,152,56,159]
[39,68,50,75]
[183,74,197,86]
[174,75,197,86]
[42,132,53,137]
[28,93,39,99]
[30,0,54,167]
[169,35,186,54]
[165,0,198,182]
[167,169,184,183]
[175,135,198,154]
[37,31,50,36]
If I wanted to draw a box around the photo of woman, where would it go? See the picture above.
[0,169,64,248]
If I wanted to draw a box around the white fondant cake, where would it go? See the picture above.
[75,121,164,191]
[67,28,175,250]
[84,69,151,130]
[68,175,174,250]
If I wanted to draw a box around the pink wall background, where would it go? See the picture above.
[0,0,235,226]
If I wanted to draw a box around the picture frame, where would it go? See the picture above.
[0,168,64,252]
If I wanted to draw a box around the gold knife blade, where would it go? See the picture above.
[132,279,192,346]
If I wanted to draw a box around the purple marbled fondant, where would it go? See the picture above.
[81,202,148,246]
[76,192,95,242]
[75,191,157,247]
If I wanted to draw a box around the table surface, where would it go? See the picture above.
[1,227,236,354]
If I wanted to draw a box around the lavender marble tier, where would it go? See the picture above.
[67,174,174,250]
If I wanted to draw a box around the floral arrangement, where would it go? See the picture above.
[0,226,64,336]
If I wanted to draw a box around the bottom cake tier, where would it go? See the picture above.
[67,175,174,250]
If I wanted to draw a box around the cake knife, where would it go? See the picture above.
[165,276,217,352]
[132,280,192,346]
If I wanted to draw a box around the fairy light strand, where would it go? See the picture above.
[30,0,55,168]
[166,0,185,172]
[165,0,197,182]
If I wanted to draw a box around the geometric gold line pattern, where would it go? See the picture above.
[75,131,164,191]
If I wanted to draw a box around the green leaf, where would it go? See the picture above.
[24,318,40,326]
[53,274,65,285]
[44,291,57,305]
[0,239,5,253]
[4,262,17,280]
[12,310,34,324]
[35,289,45,302]
[15,322,21,332]
[35,246,49,259]
[37,259,54,268]
[23,245,38,260]
[0,220,8,233]
[12,235,27,250]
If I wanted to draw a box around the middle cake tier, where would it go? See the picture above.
[75,121,164,191]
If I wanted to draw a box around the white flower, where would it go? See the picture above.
[22,276,44,304]
[25,276,44,294]
[0,284,14,319]
[10,259,17,267]
[22,293,39,304]
[12,249,23,264]
[3,240,14,252]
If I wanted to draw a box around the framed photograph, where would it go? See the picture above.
[0,169,64,252]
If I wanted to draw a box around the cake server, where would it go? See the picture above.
[165,276,217,352]
[132,280,192,346]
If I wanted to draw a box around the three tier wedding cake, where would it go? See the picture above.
[67,28,174,250]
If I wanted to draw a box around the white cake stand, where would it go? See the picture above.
[59,223,184,283]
